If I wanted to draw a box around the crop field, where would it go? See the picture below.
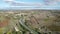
[0,10,60,34]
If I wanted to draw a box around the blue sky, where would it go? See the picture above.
[0,0,60,10]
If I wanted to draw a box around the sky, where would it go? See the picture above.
[0,0,60,10]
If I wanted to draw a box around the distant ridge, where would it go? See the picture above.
[0,7,60,11]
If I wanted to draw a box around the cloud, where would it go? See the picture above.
[10,2,41,6]
[4,0,14,1]
[4,0,41,6]
[3,0,14,4]
[44,0,60,5]
[3,0,60,6]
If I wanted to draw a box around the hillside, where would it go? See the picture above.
[0,10,60,34]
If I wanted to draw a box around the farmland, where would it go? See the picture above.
[0,10,60,34]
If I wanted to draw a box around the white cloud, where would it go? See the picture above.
[44,0,60,5]
[3,0,15,4]
[13,1,42,6]
[10,2,41,6]
[4,0,14,2]
[3,0,42,6]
